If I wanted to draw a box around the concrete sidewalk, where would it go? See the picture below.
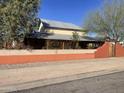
[0,57,124,92]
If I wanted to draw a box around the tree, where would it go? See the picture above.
[72,32,80,49]
[0,0,41,49]
[84,0,124,42]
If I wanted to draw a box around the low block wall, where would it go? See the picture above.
[0,49,96,55]
[95,42,110,58]
[95,42,124,58]
[116,44,124,57]
[0,50,96,64]
[0,42,124,64]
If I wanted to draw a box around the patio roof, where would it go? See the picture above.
[27,32,104,42]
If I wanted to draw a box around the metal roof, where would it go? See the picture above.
[27,32,103,42]
[40,19,83,31]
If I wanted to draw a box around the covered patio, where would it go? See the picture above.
[24,32,104,49]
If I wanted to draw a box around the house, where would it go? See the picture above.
[24,19,104,49]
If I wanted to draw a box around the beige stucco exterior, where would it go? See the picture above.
[46,29,85,36]
[0,49,96,56]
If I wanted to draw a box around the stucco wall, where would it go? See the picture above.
[47,29,84,36]
[0,49,95,64]
[0,49,96,56]
[116,44,124,57]
[95,42,110,58]
[95,42,124,58]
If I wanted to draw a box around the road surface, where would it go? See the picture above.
[0,57,124,93]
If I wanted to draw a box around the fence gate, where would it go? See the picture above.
[109,42,116,57]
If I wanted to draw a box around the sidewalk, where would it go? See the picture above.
[0,57,124,92]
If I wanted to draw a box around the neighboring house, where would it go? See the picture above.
[24,19,104,49]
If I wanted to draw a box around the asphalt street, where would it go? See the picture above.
[0,57,124,93]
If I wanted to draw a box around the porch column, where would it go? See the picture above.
[62,41,65,49]
[46,40,49,49]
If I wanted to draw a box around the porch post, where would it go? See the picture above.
[62,41,65,49]
[46,40,49,49]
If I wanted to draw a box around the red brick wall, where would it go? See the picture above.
[116,43,124,57]
[0,53,95,64]
[95,42,110,58]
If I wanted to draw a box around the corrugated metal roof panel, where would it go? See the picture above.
[40,19,83,31]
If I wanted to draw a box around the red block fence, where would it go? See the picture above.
[95,42,124,58]
[116,43,124,57]
[0,42,124,64]
[0,50,95,64]
[95,42,110,58]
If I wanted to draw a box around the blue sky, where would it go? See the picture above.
[38,0,103,26]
